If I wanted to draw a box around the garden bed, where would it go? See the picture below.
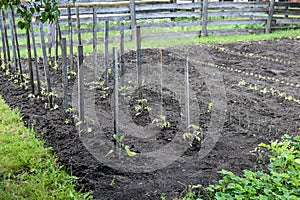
[0,38,299,199]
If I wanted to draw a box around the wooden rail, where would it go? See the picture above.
[0,1,299,51]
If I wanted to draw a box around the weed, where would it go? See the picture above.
[109,176,116,187]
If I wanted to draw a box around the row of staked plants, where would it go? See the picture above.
[180,135,300,200]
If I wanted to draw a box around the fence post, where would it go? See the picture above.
[266,0,275,34]
[78,45,84,130]
[120,22,125,87]
[201,0,208,37]
[129,0,137,41]
[0,10,7,67]
[30,25,41,95]
[40,21,53,108]
[171,0,177,21]
[76,6,82,46]
[68,6,74,69]
[61,38,68,119]
[136,26,142,94]
[93,5,97,80]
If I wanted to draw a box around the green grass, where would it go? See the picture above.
[0,95,92,200]
[8,17,299,58]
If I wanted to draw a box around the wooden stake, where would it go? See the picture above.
[120,22,125,87]
[113,47,119,136]
[55,22,59,63]
[136,26,142,95]
[0,10,7,67]
[76,6,82,45]
[104,20,109,86]
[68,6,74,69]
[40,22,53,108]
[184,55,190,128]
[158,49,163,115]
[8,8,17,70]
[11,8,23,84]
[30,25,41,95]
[93,6,97,80]
[2,9,10,69]
[26,28,34,94]
[78,45,84,129]
[61,38,68,119]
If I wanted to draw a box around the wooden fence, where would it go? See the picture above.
[0,0,299,52]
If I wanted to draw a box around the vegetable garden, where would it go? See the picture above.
[1,36,300,199]
[0,0,300,199]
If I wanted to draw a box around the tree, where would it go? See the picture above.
[0,0,63,29]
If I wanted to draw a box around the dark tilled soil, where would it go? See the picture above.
[0,38,299,200]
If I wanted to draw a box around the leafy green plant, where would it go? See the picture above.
[67,70,77,80]
[207,102,213,112]
[183,124,203,147]
[238,79,246,86]
[135,98,151,116]
[53,62,59,70]
[183,184,202,200]
[160,194,167,200]
[152,115,171,128]
[85,80,108,99]
[108,134,136,157]
[204,135,300,200]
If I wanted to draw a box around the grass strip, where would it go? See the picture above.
[0,95,92,200]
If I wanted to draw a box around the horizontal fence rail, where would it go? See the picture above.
[0,1,299,52]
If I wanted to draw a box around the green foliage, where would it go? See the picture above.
[183,184,203,200]
[207,102,213,112]
[183,124,203,147]
[1,0,61,29]
[135,98,151,116]
[184,135,300,200]
[152,115,171,128]
[112,134,136,157]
